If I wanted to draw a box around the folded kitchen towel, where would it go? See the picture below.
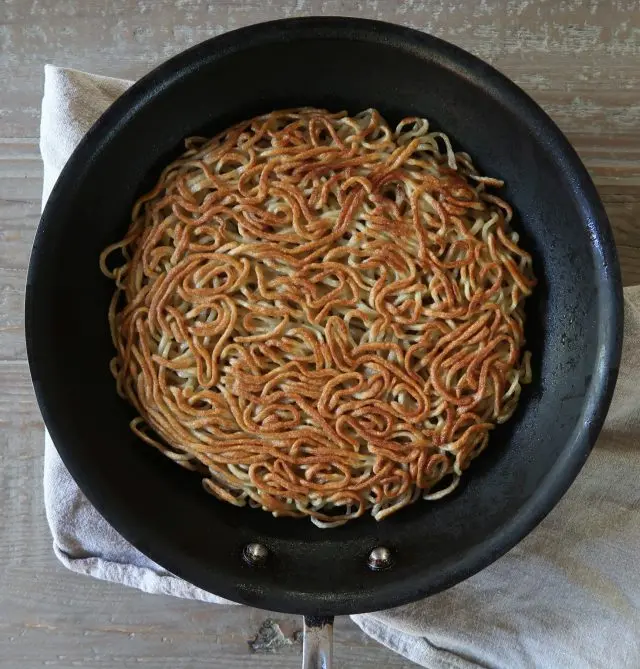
[41,65,640,669]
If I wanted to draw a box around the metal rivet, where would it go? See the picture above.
[243,542,269,566]
[368,546,393,571]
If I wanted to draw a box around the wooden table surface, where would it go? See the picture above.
[1,1,639,668]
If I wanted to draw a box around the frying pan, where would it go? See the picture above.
[26,17,622,668]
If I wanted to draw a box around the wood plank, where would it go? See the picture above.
[1,568,414,668]
[1,0,640,138]
[0,140,40,360]
[1,579,414,669]
[615,245,640,288]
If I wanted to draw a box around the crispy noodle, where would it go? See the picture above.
[100,108,536,528]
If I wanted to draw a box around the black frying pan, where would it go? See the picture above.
[26,18,622,668]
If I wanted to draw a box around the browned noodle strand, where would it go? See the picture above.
[100,108,535,527]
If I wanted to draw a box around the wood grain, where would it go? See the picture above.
[0,1,639,667]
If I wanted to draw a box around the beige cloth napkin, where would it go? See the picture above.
[41,65,640,669]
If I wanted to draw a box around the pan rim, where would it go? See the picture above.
[26,16,623,616]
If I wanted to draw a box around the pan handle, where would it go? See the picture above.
[302,616,334,669]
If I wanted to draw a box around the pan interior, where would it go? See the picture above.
[26,19,620,616]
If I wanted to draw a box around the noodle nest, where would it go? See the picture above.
[100,108,535,527]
